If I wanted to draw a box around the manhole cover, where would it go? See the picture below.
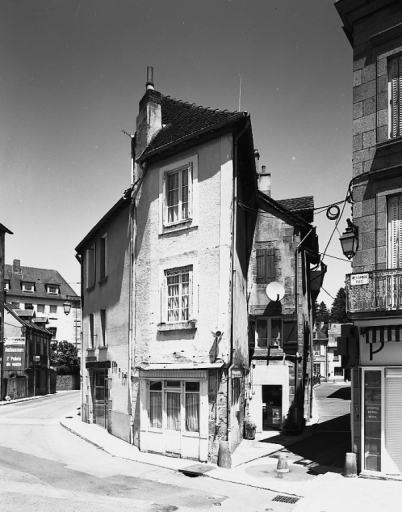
[272,495,300,504]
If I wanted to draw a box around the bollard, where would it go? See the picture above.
[343,452,357,477]
[276,453,289,474]
[217,441,232,468]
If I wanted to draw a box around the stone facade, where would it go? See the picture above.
[336,0,402,477]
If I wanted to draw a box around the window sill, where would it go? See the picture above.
[157,320,197,332]
[161,219,196,235]
[86,285,95,292]
[98,276,108,285]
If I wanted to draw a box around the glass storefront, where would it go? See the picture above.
[363,370,382,471]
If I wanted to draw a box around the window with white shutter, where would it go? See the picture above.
[387,195,402,269]
[388,56,402,139]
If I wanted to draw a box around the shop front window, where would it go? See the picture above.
[364,370,382,472]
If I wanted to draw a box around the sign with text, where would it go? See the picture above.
[350,273,369,286]
[4,344,25,371]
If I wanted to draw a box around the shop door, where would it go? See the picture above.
[385,369,402,474]
[262,385,282,429]
[93,370,108,429]
[165,389,181,456]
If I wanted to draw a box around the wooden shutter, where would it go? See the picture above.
[256,249,265,283]
[390,57,399,138]
[388,195,402,269]
[188,162,193,219]
[266,248,275,283]
[256,247,275,283]
[282,313,298,354]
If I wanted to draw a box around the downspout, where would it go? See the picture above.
[295,226,314,424]
[227,118,250,447]
[128,145,147,445]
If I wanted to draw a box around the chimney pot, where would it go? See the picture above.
[13,259,21,274]
[146,66,154,90]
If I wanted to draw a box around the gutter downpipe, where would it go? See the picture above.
[227,117,250,449]
[128,136,148,445]
[295,226,314,425]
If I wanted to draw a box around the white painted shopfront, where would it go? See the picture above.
[355,322,402,477]
[138,368,210,461]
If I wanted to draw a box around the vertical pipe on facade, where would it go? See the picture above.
[128,157,147,445]
[227,118,250,446]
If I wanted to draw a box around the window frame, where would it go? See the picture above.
[100,234,108,281]
[22,282,35,293]
[100,308,107,347]
[46,284,60,295]
[255,316,283,348]
[388,55,402,139]
[86,244,96,289]
[159,155,198,234]
[159,259,198,328]
[4,279,10,291]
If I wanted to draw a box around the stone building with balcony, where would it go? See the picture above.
[336,0,402,477]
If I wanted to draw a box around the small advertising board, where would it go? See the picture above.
[3,338,25,371]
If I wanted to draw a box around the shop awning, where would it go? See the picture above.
[363,325,402,343]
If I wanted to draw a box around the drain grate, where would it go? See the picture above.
[272,495,300,504]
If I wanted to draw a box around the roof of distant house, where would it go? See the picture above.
[4,262,79,301]
[141,95,246,159]
[277,196,314,223]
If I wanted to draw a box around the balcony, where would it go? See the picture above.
[346,269,402,313]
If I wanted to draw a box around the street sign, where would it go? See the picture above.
[350,273,369,286]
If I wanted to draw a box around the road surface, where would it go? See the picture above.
[0,391,294,512]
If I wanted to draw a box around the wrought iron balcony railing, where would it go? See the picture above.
[346,269,402,313]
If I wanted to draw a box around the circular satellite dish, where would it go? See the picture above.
[266,282,285,302]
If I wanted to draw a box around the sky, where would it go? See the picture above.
[0,0,352,306]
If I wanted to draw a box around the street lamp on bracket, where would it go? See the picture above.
[340,218,359,260]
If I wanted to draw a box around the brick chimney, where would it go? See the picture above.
[13,259,21,274]
[135,66,162,160]
[257,163,271,197]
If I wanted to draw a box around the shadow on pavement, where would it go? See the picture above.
[326,387,351,400]
[258,415,351,474]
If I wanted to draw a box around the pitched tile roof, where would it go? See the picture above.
[4,264,79,301]
[142,95,246,157]
[277,196,314,223]
[277,196,314,212]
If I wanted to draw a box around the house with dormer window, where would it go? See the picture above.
[4,260,80,350]
[76,68,258,463]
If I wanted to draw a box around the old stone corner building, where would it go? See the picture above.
[76,68,258,463]
[336,0,402,477]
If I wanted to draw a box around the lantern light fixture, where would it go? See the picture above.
[340,218,359,260]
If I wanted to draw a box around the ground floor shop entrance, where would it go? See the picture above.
[360,367,402,476]
[262,384,282,429]
[139,368,212,461]
[92,369,108,429]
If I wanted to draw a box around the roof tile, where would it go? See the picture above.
[143,95,245,156]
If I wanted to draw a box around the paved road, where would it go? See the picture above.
[278,382,351,472]
[0,392,292,512]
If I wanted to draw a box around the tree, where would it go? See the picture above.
[330,287,348,323]
[315,301,330,323]
[50,341,80,375]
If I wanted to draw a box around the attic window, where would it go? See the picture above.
[4,279,10,290]
[22,282,35,293]
[46,284,60,295]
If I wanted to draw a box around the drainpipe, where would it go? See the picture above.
[226,118,250,447]
[128,151,147,445]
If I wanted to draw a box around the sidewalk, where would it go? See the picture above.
[58,389,402,512]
